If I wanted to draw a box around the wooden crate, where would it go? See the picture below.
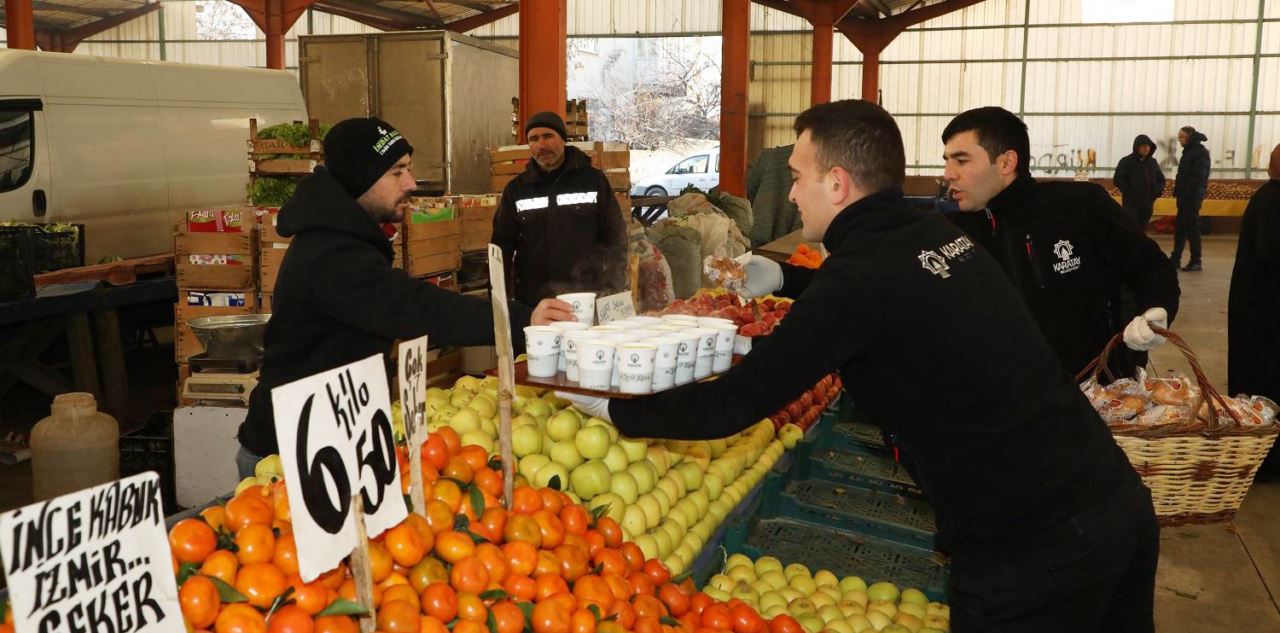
[405,248,461,278]
[258,210,290,244]
[461,206,497,252]
[175,229,257,291]
[174,295,257,363]
[176,363,195,407]
[403,217,462,277]
[491,141,628,171]
[259,243,289,294]
[404,216,462,242]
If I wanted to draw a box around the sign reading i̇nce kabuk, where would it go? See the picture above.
[0,472,184,633]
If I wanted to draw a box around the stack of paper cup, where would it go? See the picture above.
[562,330,596,382]
[646,337,679,391]
[576,339,615,390]
[557,292,597,326]
[673,330,701,385]
[550,321,591,372]
[618,343,657,395]
[523,326,562,378]
[708,323,738,373]
[685,328,716,379]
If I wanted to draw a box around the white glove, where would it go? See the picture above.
[554,391,613,422]
[742,255,784,298]
[1123,307,1168,351]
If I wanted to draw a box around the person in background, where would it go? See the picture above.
[1172,126,1211,271]
[491,111,627,306]
[1114,134,1166,231]
[237,118,574,477]
[560,100,1158,633]
[940,107,1180,379]
[1228,143,1280,472]
[746,144,802,247]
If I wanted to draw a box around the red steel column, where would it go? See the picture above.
[861,49,880,102]
[518,0,567,130]
[811,20,834,105]
[5,0,36,50]
[265,0,285,70]
[719,0,750,196]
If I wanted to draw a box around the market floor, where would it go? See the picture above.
[1147,234,1280,631]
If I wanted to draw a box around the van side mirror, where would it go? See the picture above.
[33,189,47,217]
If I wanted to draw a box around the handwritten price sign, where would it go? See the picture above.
[273,354,408,581]
[0,473,183,633]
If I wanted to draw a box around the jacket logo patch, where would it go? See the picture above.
[516,197,550,212]
[1052,239,1081,274]
[918,235,974,279]
[919,251,951,278]
[556,192,598,206]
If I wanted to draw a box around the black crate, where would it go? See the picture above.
[0,227,36,302]
[119,412,178,515]
[26,223,84,273]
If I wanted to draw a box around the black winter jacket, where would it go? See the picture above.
[1114,135,1166,209]
[610,188,1142,559]
[1228,179,1280,398]
[239,167,533,456]
[948,177,1180,378]
[1174,135,1211,200]
[491,146,628,306]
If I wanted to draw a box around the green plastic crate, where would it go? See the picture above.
[792,440,926,499]
[769,477,936,548]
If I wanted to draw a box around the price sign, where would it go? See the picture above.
[0,473,184,633]
[596,291,636,325]
[398,336,429,514]
[273,354,408,581]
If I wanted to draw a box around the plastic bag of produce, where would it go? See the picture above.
[710,191,753,238]
[632,234,676,313]
[684,212,749,259]
[648,222,702,300]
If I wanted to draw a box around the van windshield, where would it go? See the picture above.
[0,110,34,192]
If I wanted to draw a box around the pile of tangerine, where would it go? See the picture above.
[168,427,801,633]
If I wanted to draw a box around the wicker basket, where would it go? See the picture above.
[1078,327,1278,526]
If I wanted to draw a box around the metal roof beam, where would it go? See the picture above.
[31,1,114,19]
[445,1,516,32]
[33,1,160,52]
[313,0,442,29]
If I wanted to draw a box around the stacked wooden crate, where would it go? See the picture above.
[248,118,322,188]
[458,194,501,253]
[173,209,259,399]
[402,198,463,278]
[565,99,590,141]
[488,141,630,194]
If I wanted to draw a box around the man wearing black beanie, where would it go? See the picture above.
[491,111,628,305]
[235,117,575,475]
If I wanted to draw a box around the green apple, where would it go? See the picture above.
[799,616,824,633]
[549,440,584,470]
[818,605,845,624]
[650,528,673,559]
[788,598,816,615]
[846,615,873,633]
[467,396,497,419]
[727,564,757,584]
[454,375,482,392]
[881,625,911,633]
[511,413,537,428]
[843,590,868,609]
[784,563,812,581]
[814,569,839,588]
[646,446,671,475]
[778,423,805,449]
[547,410,581,442]
[897,603,925,621]
[660,521,684,548]
[633,534,658,560]
[688,488,710,515]
[707,499,731,522]
[824,620,854,633]
[602,445,630,473]
[425,394,449,415]
[584,417,619,440]
[867,601,897,620]
[608,471,639,504]
[479,418,497,438]
[569,460,612,499]
[808,591,834,608]
[759,570,787,592]
[573,426,612,460]
[758,591,787,614]
[899,588,927,607]
[703,586,731,603]
[627,461,656,494]
[656,477,681,505]
[588,493,624,524]
[450,389,474,407]
[533,462,569,491]
[449,408,481,434]
[731,584,759,604]
[838,601,866,618]
[620,504,648,537]
[839,576,868,594]
[923,615,949,630]
[459,431,493,454]
[703,472,724,500]
[511,425,543,457]
[636,494,662,529]
[708,574,736,593]
[522,398,552,419]
[863,612,891,632]
[649,486,671,516]
[518,454,550,480]
[815,586,842,604]
[925,603,948,618]
[618,438,648,463]
[866,582,900,604]
[777,588,803,603]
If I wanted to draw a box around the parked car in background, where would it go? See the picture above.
[631,147,719,197]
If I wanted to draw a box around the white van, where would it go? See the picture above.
[0,50,307,262]
[630,148,720,198]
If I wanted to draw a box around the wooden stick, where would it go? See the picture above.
[349,496,376,633]
[488,244,517,510]
[408,409,428,516]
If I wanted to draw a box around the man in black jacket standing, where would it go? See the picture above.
[940,107,1180,379]
[237,118,574,475]
[491,112,628,306]
[1229,143,1280,471]
[1114,134,1166,231]
[559,100,1158,632]
[1173,126,1212,271]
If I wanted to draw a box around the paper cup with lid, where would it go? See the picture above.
[523,326,562,378]
[557,292,597,326]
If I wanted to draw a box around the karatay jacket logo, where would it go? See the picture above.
[1053,240,1074,261]
[919,250,951,278]
[1052,239,1081,274]
[920,235,976,278]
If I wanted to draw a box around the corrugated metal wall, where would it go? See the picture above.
[3,0,1276,176]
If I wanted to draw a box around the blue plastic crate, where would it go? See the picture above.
[770,477,936,548]
[792,440,927,499]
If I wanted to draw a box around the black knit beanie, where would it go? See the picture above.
[323,117,414,198]
[524,111,568,141]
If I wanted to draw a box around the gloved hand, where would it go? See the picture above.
[1123,307,1168,351]
[742,255,784,298]
[554,391,613,422]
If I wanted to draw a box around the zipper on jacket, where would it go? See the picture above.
[985,208,997,234]
[1025,233,1048,290]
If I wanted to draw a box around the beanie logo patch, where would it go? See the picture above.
[373,128,405,156]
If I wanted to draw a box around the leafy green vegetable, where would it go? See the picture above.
[250,177,298,206]
[256,122,330,148]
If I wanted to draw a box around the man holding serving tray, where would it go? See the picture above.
[558,100,1158,633]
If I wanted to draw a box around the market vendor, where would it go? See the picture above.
[940,107,1180,379]
[237,117,574,476]
[559,100,1158,632]
[491,111,628,306]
